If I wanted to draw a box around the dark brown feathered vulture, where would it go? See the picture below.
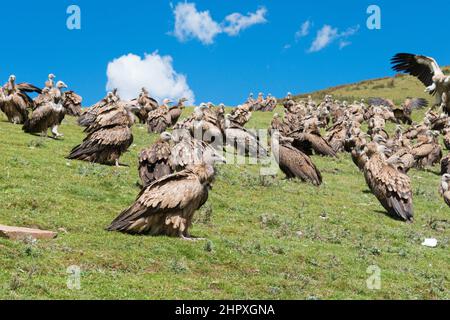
[63,91,83,116]
[138,132,173,188]
[325,121,348,153]
[0,75,41,124]
[147,99,172,134]
[130,88,159,124]
[270,113,289,136]
[363,142,414,222]
[169,98,187,126]
[290,132,337,157]
[411,131,442,168]
[78,92,116,127]
[107,156,224,238]
[271,132,322,186]
[443,128,450,150]
[440,174,450,208]
[67,102,134,166]
[23,81,68,137]
[391,53,450,114]
[441,153,450,175]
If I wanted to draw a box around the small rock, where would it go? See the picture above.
[421,238,438,248]
[296,231,304,238]
[0,225,57,241]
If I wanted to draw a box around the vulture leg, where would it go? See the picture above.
[51,125,63,138]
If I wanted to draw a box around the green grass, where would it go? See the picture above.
[0,105,449,300]
[296,66,450,105]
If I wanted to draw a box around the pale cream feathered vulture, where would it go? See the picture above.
[392,53,450,114]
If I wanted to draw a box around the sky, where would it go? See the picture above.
[1,0,449,106]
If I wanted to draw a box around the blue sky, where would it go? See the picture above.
[1,0,449,106]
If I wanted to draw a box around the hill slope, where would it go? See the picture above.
[296,66,450,105]
[0,107,449,299]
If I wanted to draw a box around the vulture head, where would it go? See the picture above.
[365,142,390,159]
[160,132,173,142]
[9,75,16,83]
[56,81,68,89]
[442,174,450,191]
[48,74,55,80]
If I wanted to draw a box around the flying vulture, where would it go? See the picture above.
[391,53,450,114]
[363,142,414,222]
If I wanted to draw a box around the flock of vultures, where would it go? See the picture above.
[1,53,449,240]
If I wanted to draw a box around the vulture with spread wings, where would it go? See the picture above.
[391,53,450,114]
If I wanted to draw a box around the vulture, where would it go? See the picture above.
[393,98,428,125]
[363,142,414,222]
[169,98,188,126]
[67,101,135,166]
[441,153,450,175]
[411,131,442,168]
[0,75,41,124]
[271,132,322,186]
[138,132,174,188]
[443,128,450,150]
[63,91,83,116]
[290,131,337,158]
[107,155,225,238]
[78,92,116,127]
[229,104,252,127]
[170,130,225,172]
[131,88,159,124]
[269,113,290,136]
[391,53,450,114]
[147,99,172,134]
[224,115,268,159]
[440,174,450,207]
[23,81,68,137]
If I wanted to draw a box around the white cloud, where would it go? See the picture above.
[308,25,338,52]
[171,2,267,45]
[106,53,195,104]
[308,24,359,52]
[222,7,267,36]
[172,2,221,45]
[295,20,311,40]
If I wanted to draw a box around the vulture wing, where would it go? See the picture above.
[22,103,53,133]
[16,83,42,94]
[139,140,173,187]
[107,170,207,234]
[279,144,322,186]
[391,53,443,94]
[407,98,428,110]
[292,133,337,157]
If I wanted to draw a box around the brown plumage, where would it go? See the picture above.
[269,113,289,136]
[138,132,173,188]
[147,106,172,134]
[23,81,68,137]
[229,104,252,127]
[290,132,337,157]
[169,98,187,126]
[67,102,134,166]
[107,162,219,238]
[443,128,450,150]
[272,132,322,186]
[441,153,450,175]
[63,91,83,116]
[411,132,442,168]
[364,143,414,222]
[78,92,116,127]
[440,174,450,207]
[0,76,41,124]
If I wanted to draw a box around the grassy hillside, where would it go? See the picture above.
[296,66,450,105]
[0,105,449,299]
